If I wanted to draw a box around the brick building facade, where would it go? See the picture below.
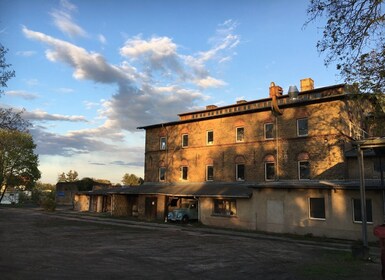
[75,78,385,241]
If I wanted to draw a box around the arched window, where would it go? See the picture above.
[263,154,275,181]
[235,155,245,181]
[297,152,310,180]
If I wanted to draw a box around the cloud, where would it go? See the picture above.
[195,76,227,88]
[5,90,39,100]
[30,124,144,159]
[98,34,107,45]
[56,87,74,93]
[50,0,86,38]
[24,109,88,122]
[16,50,37,57]
[22,26,131,84]
[23,19,240,133]
[110,160,144,167]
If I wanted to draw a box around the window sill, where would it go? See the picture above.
[353,221,373,224]
[309,217,326,221]
[211,214,237,218]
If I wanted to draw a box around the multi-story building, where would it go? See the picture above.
[75,78,385,241]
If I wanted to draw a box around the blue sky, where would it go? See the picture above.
[0,0,339,184]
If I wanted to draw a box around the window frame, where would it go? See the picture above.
[236,127,245,142]
[264,123,274,140]
[180,166,188,181]
[159,167,166,182]
[352,199,373,223]
[309,197,326,220]
[297,118,308,137]
[236,163,245,181]
[181,134,189,148]
[212,199,237,216]
[160,137,167,150]
[206,165,214,181]
[298,160,310,180]
[207,130,214,145]
[265,162,275,181]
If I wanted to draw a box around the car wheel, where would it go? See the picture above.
[182,215,189,223]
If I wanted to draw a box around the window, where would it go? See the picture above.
[180,166,188,180]
[236,164,245,181]
[265,123,274,139]
[236,127,245,142]
[309,197,326,220]
[297,118,308,136]
[207,130,214,145]
[160,137,167,150]
[206,165,214,181]
[353,199,373,223]
[298,161,310,180]
[159,167,166,181]
[265,162,275,181]
[182,134,189,148]
[213,199,237,216]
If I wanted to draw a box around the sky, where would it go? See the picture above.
[0,0,340,184]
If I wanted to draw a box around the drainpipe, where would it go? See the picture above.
[276,115,279,180]
[357,145,368,248]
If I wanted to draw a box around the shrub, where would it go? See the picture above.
[41,197,56,211]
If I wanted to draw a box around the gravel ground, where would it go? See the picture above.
[0,207,381,280]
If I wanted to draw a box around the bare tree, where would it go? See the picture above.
[306,0,385,93]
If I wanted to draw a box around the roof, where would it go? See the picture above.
[137,84,346,130]
[248,180,385,190]
[77,179,385,198]
[77,182,253,198]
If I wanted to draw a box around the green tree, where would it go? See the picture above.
[57,170,79,182]
[306,0,385,93]
[122,173,143,186]
[0,129,41,203]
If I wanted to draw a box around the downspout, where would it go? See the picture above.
[276,115,279,180]
[357,144,368,248]
[380,156,385,222]
[270,82,283,180]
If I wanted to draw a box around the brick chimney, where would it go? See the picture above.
[300,78,314,91]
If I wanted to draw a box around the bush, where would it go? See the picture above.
[41,197,56,211]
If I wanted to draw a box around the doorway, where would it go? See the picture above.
[145,197,157,220]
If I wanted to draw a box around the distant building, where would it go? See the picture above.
[56,179,111,206]
[76,78,385,241]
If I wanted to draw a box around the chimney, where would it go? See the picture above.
[236,100,247,104]
[300,78,314,91]
[206,105,218,110]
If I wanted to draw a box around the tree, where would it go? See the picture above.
[0,43,30,132]
[0,43,15,95]
[57,170,79,182]
[122,173,143,186]
[0,108,30,132]
[0,129,41,203]
[306,0,385,93]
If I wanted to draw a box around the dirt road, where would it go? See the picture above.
[0,207,381,279]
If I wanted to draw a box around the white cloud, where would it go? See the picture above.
[24,109,87,122]
[50,0,87,38]
[22,26,131,84]
[98,34,107,44]
[16,50,36,57]
[56,87,74,93]
[22,18,240,156]
[195,76,227,88]
[5,90,39,100]
[120,36,177,58]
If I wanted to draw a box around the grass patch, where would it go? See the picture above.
[296,251,376,280]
